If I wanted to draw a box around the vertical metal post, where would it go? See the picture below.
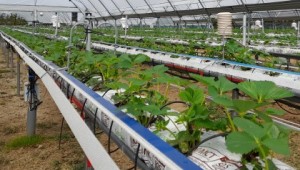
[262,18,264,33]
[27,67,38,136]
[242,14,247,46]
[114,20,118,53]
[6,44,9,68]
[10,47,14,77]
[247,14,251,42]
[231,88,239,117]
[55,13,59,37]
[17,54,21,96]
[33,9,38,34]
[139,18,142,28]
[86,13,92,51]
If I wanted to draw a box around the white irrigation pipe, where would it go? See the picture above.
[271,116,300,131]
[2,34,119,170]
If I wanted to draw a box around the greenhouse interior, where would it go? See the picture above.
[0,0,299,169]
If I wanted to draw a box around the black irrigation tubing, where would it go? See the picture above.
[108,121,114,154]
[83,108,150,170]
[102,88,112,97]
[108,121,119,154]
[81,98,88,118]
[187,132,229,156]
[275,100,300,115]
[93,108,98,134]
[66,84,70,98]
[70,88,75,103]
[59,118,65,150]
[59,78,64,89]
[127,143,141,170]
[160,101,190,110]
[134,144,141,170]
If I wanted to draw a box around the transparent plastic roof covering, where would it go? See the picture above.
[0,0,299,24]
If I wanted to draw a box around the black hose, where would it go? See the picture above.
[93,108,98,134]
[81,98,88,118]
[187,132,228,156]
[102,88,112,97]
[275,100,300,115]
[160,101,190,110]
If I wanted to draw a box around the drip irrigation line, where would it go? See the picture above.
[187,132,228,156]
[84,108,150,170]
[108,121,114,154]
[275,100,300,115]
[102,88,112,97]
[160,101,190,110]
[66,84,70,98]
[108,121,119,154]
[127,143,141,170]
[134,144,141,170]
[93,108,98,134]
[81,98,87,118]
[70,88,75,103]
[59,77,64,89]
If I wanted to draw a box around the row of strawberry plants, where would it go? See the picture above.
[14,26,300,72]
[2,27,294,169]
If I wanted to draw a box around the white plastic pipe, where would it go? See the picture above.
[242,14,247,46]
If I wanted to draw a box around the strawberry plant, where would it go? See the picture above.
[190,73,293,169]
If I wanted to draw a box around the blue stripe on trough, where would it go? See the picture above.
[59,70,202,170]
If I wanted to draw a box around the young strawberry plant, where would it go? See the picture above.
[190,73,293,169]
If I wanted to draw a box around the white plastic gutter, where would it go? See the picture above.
[2,34,119,170]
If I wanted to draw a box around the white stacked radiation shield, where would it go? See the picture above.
[217,12,232,38]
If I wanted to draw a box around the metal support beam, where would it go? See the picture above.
[95,0,116,20]
[166,0,181,18]
[86,0,104,20]
[0,4,79,12]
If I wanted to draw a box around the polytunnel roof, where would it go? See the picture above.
[0,0,299,24]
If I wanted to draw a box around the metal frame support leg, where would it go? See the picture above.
[27,67,38,136]
[10,47,14,77]
[6,44,9,68]
[17,54,21,96]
